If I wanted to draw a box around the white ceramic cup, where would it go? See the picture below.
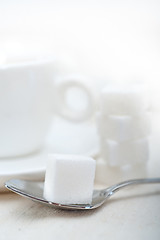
[0,58,94,158]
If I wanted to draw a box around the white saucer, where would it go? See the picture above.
[0,116,99,191]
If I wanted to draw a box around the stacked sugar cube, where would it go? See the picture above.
[96,84,151,181]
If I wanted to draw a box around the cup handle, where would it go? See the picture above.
[55,79,94,122]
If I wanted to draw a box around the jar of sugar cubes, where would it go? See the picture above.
[95,84,151,185]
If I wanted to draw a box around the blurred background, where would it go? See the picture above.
[0,0,160,88]
[0,0,160,185]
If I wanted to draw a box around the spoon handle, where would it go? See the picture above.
[105,178,160,195]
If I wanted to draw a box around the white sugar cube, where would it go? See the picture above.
[100,85,150,115]
[101,138,149,167]
[97,112,151,141]
[43,154,96,204]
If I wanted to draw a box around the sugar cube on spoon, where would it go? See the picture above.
[43,154,96,204]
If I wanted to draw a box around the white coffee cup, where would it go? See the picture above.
[0,58,94,157]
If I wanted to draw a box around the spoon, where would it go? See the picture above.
[5,178,160,210]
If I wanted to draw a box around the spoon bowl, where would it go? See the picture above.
[5,178,160,210]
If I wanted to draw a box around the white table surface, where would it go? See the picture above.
[1,153,160,240]
[0,184,160,240]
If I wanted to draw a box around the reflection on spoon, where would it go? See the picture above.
[5,178,160,210]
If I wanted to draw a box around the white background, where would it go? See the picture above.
[0,0,160,111]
